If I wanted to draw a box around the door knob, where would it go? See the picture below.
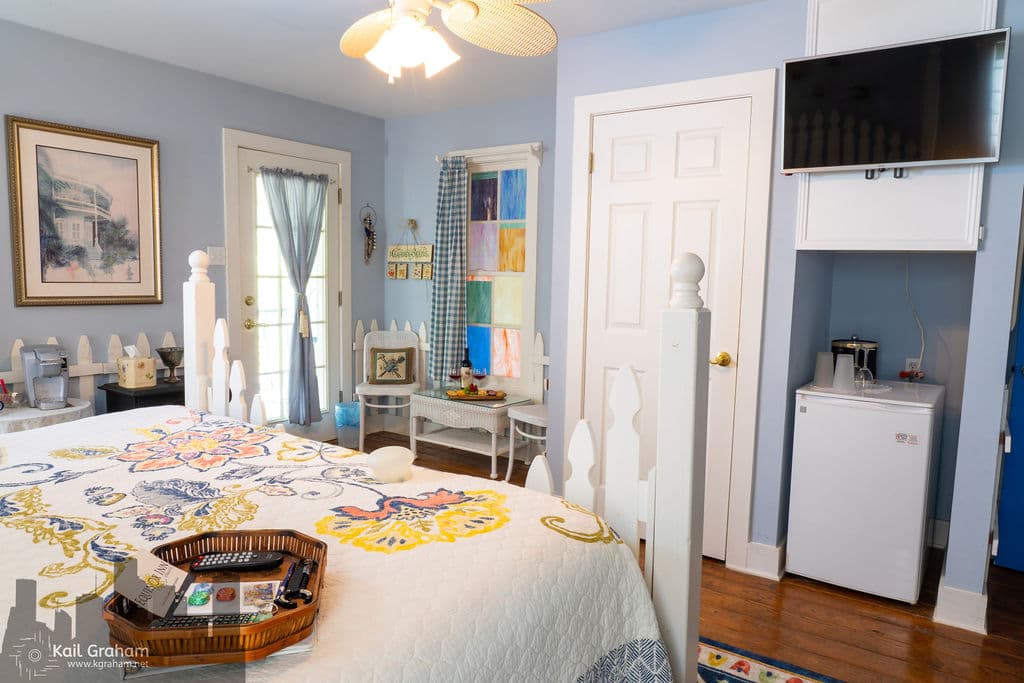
[243,318,257,330]
[244,295,255,306]
[709,351,732,367]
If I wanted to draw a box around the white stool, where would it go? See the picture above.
[507,404,548,482]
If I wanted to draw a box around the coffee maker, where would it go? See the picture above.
[21,345,69,410]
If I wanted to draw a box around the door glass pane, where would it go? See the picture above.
[254,172,329,422]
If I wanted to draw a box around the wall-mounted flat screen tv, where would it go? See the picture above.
[782,28,1009,174]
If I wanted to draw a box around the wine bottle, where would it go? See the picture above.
[460,347,473,390]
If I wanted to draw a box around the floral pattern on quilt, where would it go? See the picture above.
[0,486,135,609]
[115,420,276,472]
[541,499,623,544]
[316,487,509,553]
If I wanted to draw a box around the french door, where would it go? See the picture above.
[235,148,341,433]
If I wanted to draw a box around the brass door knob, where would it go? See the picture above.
[709,351,733,367]
[243,318,257,330]
[244,295,255,306]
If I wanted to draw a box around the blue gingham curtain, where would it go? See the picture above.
[429,156,468,381]
[260,166,328,426]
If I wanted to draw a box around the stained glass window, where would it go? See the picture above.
[466,167,528,378]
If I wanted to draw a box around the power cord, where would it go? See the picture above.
[901,255,926,381]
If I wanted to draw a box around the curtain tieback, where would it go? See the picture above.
[297,293,310,338]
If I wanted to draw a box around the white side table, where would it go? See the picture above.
[410,390,531,478]
[0,398,93,434]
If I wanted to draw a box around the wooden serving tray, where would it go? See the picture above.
[103,529,326,667]
[446,390,506,401]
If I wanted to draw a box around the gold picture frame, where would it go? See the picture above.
[6,115,162,306]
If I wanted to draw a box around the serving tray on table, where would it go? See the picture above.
[103,529,327,667]
[446,390,506,401]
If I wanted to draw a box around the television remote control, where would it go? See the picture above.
[190,551,284,572]
[150,614,260,629]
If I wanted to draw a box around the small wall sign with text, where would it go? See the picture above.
[387,244,434,263]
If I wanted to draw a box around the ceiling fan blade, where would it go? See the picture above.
[442,2,556,57]
[340,9,392,58]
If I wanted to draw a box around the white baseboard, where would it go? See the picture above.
[930,518,950,549]
[733,540,786,581]
[933,570,988,634]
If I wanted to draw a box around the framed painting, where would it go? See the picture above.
[6,116,162,306]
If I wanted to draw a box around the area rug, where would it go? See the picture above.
[698,638,845,683]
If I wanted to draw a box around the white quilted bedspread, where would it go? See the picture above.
[0,407,667,682]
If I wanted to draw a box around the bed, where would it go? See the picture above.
[0,250,709,681]
[0,405,666,681]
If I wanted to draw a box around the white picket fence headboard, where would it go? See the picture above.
[0,331,179,402]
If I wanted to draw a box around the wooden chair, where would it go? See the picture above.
[355,329,421,451]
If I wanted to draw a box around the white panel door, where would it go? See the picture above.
[584,98,752,560]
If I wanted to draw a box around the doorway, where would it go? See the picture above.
[564,70,776,569]
[223,130,352,440]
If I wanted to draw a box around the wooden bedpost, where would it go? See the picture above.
[652,253,710,682]
[183,250,214,410]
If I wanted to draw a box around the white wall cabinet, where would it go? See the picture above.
[795,0,997,252]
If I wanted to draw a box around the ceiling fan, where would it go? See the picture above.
[340,0,557,83]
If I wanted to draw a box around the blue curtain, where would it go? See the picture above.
[429,157,468,381]
[260,166,328,425]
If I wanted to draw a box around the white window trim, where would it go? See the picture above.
[443,142,543,401]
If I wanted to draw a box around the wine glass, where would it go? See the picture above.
[472,369,488,386]
[447,367,462,388]
[854,366,874,390]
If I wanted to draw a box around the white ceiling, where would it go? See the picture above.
[0,0,761,119]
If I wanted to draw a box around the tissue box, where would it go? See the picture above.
[117,357,157,389]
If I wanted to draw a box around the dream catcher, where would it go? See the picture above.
[360,203,378,264]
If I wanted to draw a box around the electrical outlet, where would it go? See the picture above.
[905,358,921,373]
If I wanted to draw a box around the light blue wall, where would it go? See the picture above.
[0,20,386,411]
[762,250,834,543]
[944,0,1024,594]
[550,0,808,509]
[828,254,974,524]
[382,96,556,342]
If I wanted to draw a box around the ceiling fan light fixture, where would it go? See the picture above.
[422,27,461,78]
[364,15,460,82]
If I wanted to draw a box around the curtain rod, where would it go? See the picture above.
[246,166,337,185]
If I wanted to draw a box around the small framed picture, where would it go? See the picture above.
[396,263,408,280]
[422,264,433,280]
[386,263,397,279]
[412,264,424,280]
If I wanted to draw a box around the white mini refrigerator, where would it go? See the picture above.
[786,380,944,603]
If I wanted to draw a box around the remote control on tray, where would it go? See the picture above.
[190,551,284,572]
[151,614,260,629]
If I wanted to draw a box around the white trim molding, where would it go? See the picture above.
[744,541,786,582]
[934,571,988,635]
[563,69,776,572]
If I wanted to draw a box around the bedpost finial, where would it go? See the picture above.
[669,252,705,309]
[188,250,211,283]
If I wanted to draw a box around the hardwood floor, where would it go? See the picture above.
[363,431,1024,682]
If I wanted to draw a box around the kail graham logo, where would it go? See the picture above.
[0,578,146,681]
